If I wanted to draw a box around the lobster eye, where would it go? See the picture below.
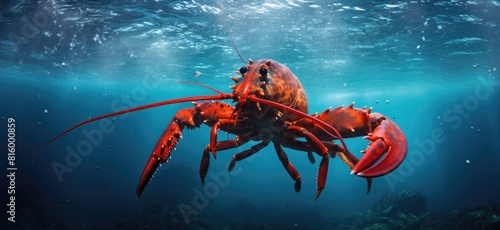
[239,67,248,74]
[259,68,268,81]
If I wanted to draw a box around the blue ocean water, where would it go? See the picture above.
[1,0,499,229]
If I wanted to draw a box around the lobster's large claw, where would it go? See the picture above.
[136,154,161,198]
[351,114,407,177]
[136,120,182,198]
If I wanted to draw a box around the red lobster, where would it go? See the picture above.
[48,59,407,200]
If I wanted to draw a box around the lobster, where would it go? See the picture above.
[48,59,407,200]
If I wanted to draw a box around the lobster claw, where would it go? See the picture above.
[136,154,161,198]
[136,120,182,198]
[351,115,407,177]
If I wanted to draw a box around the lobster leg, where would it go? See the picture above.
[285,125,330,200]
[199,136,250,184]
[307,152,315,164]
[208,119,253,159]
[274,143,302,192]
[201,117,255,183]
[227,141,269,172]
[283,140,372,193]
[284,140,343,159]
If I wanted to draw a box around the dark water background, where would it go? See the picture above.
[1,0,499,229]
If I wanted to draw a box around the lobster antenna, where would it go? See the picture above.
[177,80,225,95]
[46,93,233,145]
[220,0,246,65]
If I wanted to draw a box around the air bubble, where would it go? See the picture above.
[385,100,390,104]
[194,71,202,77]
[44,109,48,114]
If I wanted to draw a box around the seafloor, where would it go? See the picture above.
[3,190,499,230]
